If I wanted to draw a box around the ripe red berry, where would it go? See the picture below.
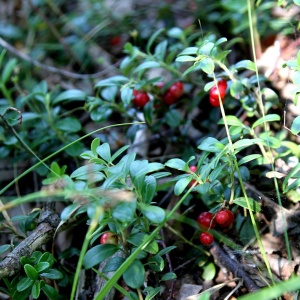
[110,35,122,46]
[133,90,150,108]
[218,79,228,89]
[209,84,226,100]
[197,212,216,230]
[209,96,225,107]
[199,232,214,246]
[163,91,177,105]
[100,232,118,245]
[169,82,184,98]
[215,210,229,225]
[189,166,197,173]
[219,210,234,228]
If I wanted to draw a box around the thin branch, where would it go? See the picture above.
[0,36,119,79]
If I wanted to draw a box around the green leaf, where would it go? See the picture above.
[96,143,111,162]
[140,204,166,224]
[233,60,256,71]
[40,269,63,280]
[165,158,186,171]
[202,262,216,281]
[233,138,263,153]
[103,256,125,273]
[70,164,104,179]
[35,262,50,273]
[95,75,129,88]
[167,27,183,38]
[157,246,177,256]
[141,175,157,204]
[146,28,165,53]
[238,154,262,165]
[233,197,261,212]
[283,163,300,193]
[252,114,281,129]
[174,176,192,195]
[31,280,40,299]
[0,244,10,254]
[112,200,136,223]
[123,259,145,289]
[41,283,59,300]
[179,47,198,56]
[218,115,244,127]
[127,233,158,254]
[133,61,161,73]
[24,264,38,281]
[197,137,225,153]
[175,55,197,62]
[55,117,82,132]
[165,109,181,127]
[291,116,300,135]
[2,58,17,84]
[120,87,133,105]
[52,89,86,104]
[110,145,130,163]
[198,57,215,74]
[160,272,177,281]
[17,277,34,292]
[91,138,100,156]
[230,80,244,97]
[148,255,164,271]
[83,244,119,269]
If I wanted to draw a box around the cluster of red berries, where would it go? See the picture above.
[209,79,227,107]
[197,209,234,246]
[132,81,184,108]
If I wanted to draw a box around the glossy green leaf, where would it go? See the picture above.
[238,154,262,165]
[121,87,133,105]
[35,262,50,273]
[148,255,164,271]
[198,57,214,74]
[17,277,33,292]
[174,176,192,195]
[127,232,158,254]
[157,246,177,256]
[140,204,166,224]
[233,197,261,212]
[112,200,136,223]
[2,58,17,84]
[233,138,263,153]
[91,138,100,157]
[96,143,111,162]
[123,259,145,289]
[83,244,119,269]
[55,117,81,132]
[233,60,256,71]
[141,175,157,204]
[95,75,129,88]
[179,47,198,55]
[24,264,38,281]
[40,269,63,280]
[176,55,197,62]
[133,61,161,73]
[291,116,300,135]
[160,272,177,281]
[70,164,104,179]
[165,109,181,127]
[31,280,40,299]
[41,283,59,300]
[110,145,130,163]
[103,256,125,273]
[197,137,225,153]
[252,114,280,129]
[52,89,86,104]
[165,158,186,171]
[146,28,165,53]
[202,262,216,281]
[0,244,10,254]
[218,115,244,127]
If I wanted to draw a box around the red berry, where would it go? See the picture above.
[163,91,177,105]
[219,210,234,228]
[215,210,229,225]
[110,35,122,46]
[197,212,216,230]
[133,90,150,108]
[189,166,197,173]
[100,232,118,245]
[199,232,214,246]
[209,85,226,100]
[169,82,184,98]
[218,79,228,89]
[209,96,225,107]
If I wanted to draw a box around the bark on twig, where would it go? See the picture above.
[0,204,60,279]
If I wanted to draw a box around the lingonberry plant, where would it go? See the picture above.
[1,1,300,299]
